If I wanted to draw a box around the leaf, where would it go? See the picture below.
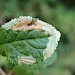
[43,51,57,67]
[0,16,61,66]
[0,27,49,64]
[13,52,57,75]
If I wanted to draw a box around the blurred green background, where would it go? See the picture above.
[0,0,75,75]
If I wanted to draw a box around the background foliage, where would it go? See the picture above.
[0,0,75,75]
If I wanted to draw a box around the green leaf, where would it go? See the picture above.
[43,51,57,67]
[0,27,49,64]
[13,52,57,75]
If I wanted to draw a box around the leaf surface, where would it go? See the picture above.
[0,27,49,64]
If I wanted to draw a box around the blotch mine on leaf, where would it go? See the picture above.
[18,55,36,65]
[1,16,61,65]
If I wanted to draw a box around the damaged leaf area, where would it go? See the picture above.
[0,16,61,65]
[12,18,39,31]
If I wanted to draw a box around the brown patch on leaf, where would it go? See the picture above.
[12,20,30,30]
[12,18,42,31]
[23,24,42,31]
[12,18,37,30]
